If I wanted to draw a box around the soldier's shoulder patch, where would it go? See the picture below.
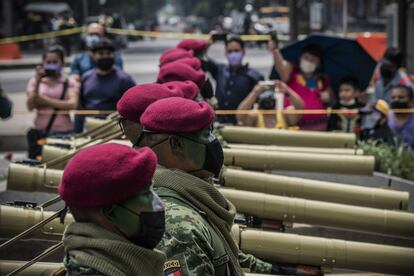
[164,259,181,276]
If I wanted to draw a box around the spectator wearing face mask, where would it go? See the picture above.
[387,84,414,147]
[74,39,135,133]
[270,42,332,131]
[237,80,304,128]
[26,45,79,159]
[204,34,264,125]
[327,77,365,133]
[70,23,123,81]
[371,47,413,105]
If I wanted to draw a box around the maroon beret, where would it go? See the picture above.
[158,62,206,88]
[162,81,199,100]
[140,97,214,134]
[177,39,209,53]
[159,48,194,67]
[167,57,201,70]
[117,83,183,123]
[58,143,157,208]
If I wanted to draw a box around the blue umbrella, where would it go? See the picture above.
[270,34,377,91]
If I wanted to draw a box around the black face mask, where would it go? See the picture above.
[200,78,214,99]
[96,57,115,71]
[257,90,276,109]
[380,65,395,79]
[129,211,165,249]
[202,138,224,177]
[391,101,410,109]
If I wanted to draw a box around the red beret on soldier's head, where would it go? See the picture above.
[167,57,201,70]
[159,48,194,67]
[162,81,199,100]
[158,62,206,88]
[58,143,157,208]
[117,83,183,123]
[177,39,209,54]
[140,97,214,134]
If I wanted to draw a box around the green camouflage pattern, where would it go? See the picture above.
[63,256,103,276]
[155,187,274,275]
[155,189,216,275]
[238,251,273,274]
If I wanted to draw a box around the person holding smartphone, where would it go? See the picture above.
[237,80,304,128]
[26,45,79,158]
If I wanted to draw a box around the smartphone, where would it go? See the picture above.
[212,33,228,42]
[258,80,276,90]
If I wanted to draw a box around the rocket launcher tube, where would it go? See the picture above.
[0,205,73,239]
[236,227,414,275]
[227,143,364,155]
[220,188,414,238]
[220,126,356,148]
[221,168,408,210]
[223,148,375,175]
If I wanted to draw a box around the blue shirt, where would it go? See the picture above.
[74,67,135,133]
[387,112,414,147]
[70,52,123,77]
[207,59,264,124]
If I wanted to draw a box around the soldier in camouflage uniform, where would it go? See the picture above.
[58,143,166,276]
[133,97,282,275]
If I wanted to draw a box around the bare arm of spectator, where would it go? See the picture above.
[27,70,79,111]
[276,80,304,126]
[237,85,266,126]
[269,40,293,83]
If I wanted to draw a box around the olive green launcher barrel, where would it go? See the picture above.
[220,126,356,148]
[221,168,408,210]
[0,205,73,239]
[236,228,414,275]
[223,148,374,175]
[7,163,63,192]
[220,188,414,238]
[0,261,62,276]
[227,144,363,155]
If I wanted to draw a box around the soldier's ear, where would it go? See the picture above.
[170,135,185,156]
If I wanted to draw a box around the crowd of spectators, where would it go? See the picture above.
[24,24,414,153]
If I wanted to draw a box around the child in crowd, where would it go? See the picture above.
[327,77,365,132]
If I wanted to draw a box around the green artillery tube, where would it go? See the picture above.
[220,126,356,148]
[236,228,414,275]
[0,261,62,276]
[220,188,414,238]
[221,168,408,210]
[223,148,374,175]
[83,117,112,131]
[227,144,363,155]
[0,206,73,239]
[7,163,63,192]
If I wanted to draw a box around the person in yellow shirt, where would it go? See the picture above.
[237,80,304,128]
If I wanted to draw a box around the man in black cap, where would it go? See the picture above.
[74,38,135,133]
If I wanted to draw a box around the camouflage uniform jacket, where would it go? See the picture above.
[155,186,230,276]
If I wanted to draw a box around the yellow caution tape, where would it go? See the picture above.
[0,27,85,44]
[12,108,414,116]
[0,25,385,45]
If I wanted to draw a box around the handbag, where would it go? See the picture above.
[27,79,69,160]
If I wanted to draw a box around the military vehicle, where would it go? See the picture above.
[2,123,413,275]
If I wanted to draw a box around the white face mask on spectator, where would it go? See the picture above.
[300,59,317,74]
